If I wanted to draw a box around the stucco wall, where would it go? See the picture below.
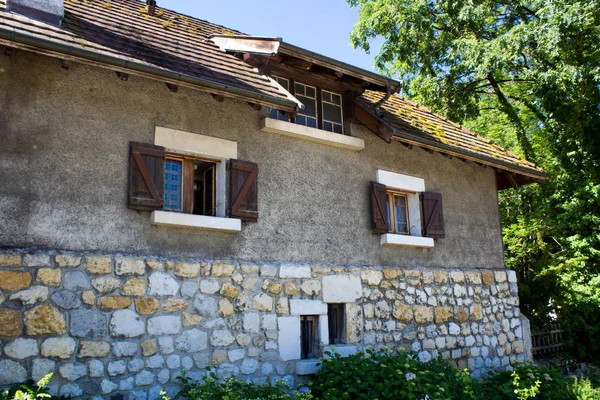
[0,51,505,268]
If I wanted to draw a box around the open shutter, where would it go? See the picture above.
[370,181,389,233]
[128,142,165,211]
[229,160,258,222]
[422,192,445,238]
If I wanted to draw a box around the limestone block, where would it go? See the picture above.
[175,262,201,279]
[241,277,260,291]
[470,304,483,321]
[243,312,260,333]
[101,379,118,394]
[361,269,383,286]
[454,284,467,297]
[374,300,391,319]
[91,276,121,294]
[456,308,469,323]
[465,271,482,285]
[278,316,301,360]
[128,358,145,372]
[166,354,181,369]
[236,333,251,347]
[212,261,235,277]
[161,298,188,313]
[181,282,199,299]
[148,316,182,336]
[4,338,38,359]
[86,256,112,274]
[290,299,326,315]
[449,271,465,283]
[110,310,145,338]
[183,312,203,327]
[121,278,146,297]
[0,271,32,292]
[449,322,461,335]
[228,349,245,362]
[413,305,434,324]
[56,254,81,268]
[212,349,227,364]
[276,298,289,315]
[435,307,453,324]
[301,280,321,296]
[146,354,165,369]
[262,314,277,331]
[135,298,159,315]
[60,384,82,398]
[383,267,402,280]
[59,362,87,381]
[37,269,61,286]
[157,370,170,384]
[260,265,277,277]
[135,370,155,386]
[0,308,22,337]
[363,303,374,319]
[482,271,495,286]
[0,360,27,384]
[32,359,56,382]
[63,271,91,292]
[280,264,311,278]
[346,303,363,343]
[148,272,180,296]
[218,299,234,317]
[0,290,4,306]
[404,270,422,286]
[176,329,208,352]
[141,339,157,357]
[434,270,449,285]
[0,252,22,267]
[200,279,220,294]
[221,284,239,298]
[24,304,66,336]
[193,293,219,316]
[240,358,259,374]
[146,259,164,271]
[98,296,132,310]
[41,337,76,359]
[495,271,507,283]
[78,341,110,358]
[88,359,104,378]
[268,283,283,295]
[253,293,274,312]
[284,282,300,296]
[113,342,138,357]
[210,330,235,347]
[115,258,145,276]
[8,285,48,305]
[241,263,260,274]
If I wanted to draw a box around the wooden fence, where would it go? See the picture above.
[531,325,563,357]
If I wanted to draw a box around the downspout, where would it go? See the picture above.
[374,84,393,117]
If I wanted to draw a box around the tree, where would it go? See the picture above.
[348,0,600,361]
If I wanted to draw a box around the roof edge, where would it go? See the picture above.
[355,102,548,182]
[209,34,401,92]
[0,27,300,112]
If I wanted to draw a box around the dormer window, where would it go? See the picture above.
[269,75,344,135]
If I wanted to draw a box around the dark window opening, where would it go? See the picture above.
[164,155,217,216]
[269,76,291,122]
[328,304,345,345]
[300,315,319,359]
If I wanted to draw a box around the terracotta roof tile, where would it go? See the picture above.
[358,91,544,175]
[0,0,293,105]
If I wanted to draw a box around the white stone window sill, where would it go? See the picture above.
[260,118,365,151]
[150,210,241,232]
[381,233,434,248]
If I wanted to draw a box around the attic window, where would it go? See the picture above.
[295,82,318,129]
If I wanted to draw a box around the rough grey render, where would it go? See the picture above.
[0,51,504,269]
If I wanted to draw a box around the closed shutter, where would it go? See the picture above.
[128,142,165,210]
[422,192,445,238]
[370,181,389,233]
[229,160,258,222]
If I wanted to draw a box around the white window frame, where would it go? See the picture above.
[294,82,318,128]
[268,76,290,121]
[321,89,344,134]
[377,169,434,248]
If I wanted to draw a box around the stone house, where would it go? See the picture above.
[0,0,546,398]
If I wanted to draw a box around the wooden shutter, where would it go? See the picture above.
[422,192,445,238]
[370,181,389,233]
[128,142,165,211]
[229,160,258,222]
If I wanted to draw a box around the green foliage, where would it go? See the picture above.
[309,348,475,400]
[175,369,312,400]
[1,374,56,400]
[568,378,600,400]
[348,0,600,362]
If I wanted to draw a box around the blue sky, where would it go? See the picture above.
[160,0,382,72]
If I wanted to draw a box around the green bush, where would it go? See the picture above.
[0,374,57,400]
[569,378,600,400]
[175,369,312,400]
[309,348,475,400]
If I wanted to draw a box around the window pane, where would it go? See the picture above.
[333,124,343,134]
[323,102,342,124]
[164,159,182,211]
[322,91,331,103]
[268,108,278,119]
[297,95,316,117]
[323,121,332,132]
[305,85,316,98]
[386,195,392,230]
[295,82,304,96]
[276,76,289,91]
[307,117,317,128]
[394,195,408,234]
[296,115,306,125]
[332,93,341,105]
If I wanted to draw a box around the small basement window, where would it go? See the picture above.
[386,191,410,234]
[327,304,345,345]
[164,154,218,216]
[300,315,320,359]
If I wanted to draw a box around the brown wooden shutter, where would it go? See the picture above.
[370,181,389,233]
[128,142,165,211]
[422,192,445,238]
[229,160,258,222]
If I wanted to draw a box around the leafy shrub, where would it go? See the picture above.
[309,348,475,400]
[176,369,312,400]
[568,378,600,400]
[0,374,56,400]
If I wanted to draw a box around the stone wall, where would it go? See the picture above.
[0,249,526,399]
